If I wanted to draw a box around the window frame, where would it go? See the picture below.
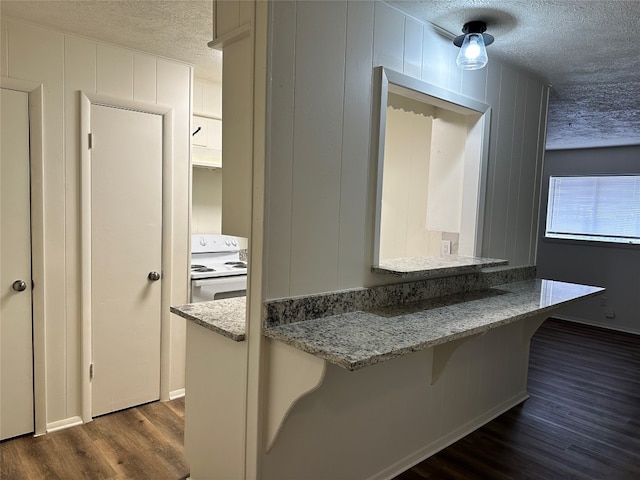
[544,174,640,247]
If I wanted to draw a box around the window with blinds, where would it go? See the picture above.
[545,175,640,245]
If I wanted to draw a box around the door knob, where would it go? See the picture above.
[12,280,27,292]
[148,271,161,281]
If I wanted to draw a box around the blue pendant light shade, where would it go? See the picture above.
[454,21,494,71]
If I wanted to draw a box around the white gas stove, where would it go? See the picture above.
[190,234,247,302]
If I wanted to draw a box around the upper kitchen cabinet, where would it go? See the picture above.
[193,78,222,118]
[192,116,222,168]
[192,79,223,169]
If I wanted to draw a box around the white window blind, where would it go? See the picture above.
[545,175,640,244]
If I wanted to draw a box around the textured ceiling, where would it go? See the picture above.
[1,0,222,82]
[391,0,640,150]
[2,1,639,150]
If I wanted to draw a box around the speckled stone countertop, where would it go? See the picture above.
[171,297,246,341]
[372,255,509,278]
[263,279,604,371]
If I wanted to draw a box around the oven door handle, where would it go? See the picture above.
[192,277,247,288]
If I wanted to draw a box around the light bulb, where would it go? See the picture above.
[465,37,481,60]
[456,33,488,70]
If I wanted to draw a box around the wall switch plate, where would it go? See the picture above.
[604,308,616,319]
[441,240,451,255]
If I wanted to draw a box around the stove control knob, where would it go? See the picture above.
[225,239,231,246]
[199,237,206,246]
[232,239,237,246]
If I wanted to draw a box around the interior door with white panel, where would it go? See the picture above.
[0,88,34,440]
[90,104,163,417]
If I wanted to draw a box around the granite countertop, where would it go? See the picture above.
[372,255,509,278]
[171,297,246,341]
[263,279,604,371]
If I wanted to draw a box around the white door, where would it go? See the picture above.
[90,104,163,417]
[0,88,34,440]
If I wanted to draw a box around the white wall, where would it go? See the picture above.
[265,1,549,299]
[380,101,469,260]
[380,100,434,259]
[262,319,533,480]
[537,145,640,334]
[1,18,191,427]
[192,168,222,234]
[425,109,467,234]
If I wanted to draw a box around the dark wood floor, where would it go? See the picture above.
[0,397,189,480]
[395,318,640,480]
[2,318,639,480]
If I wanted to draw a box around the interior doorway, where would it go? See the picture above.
[0,88,34,440]
[88,103,163,417]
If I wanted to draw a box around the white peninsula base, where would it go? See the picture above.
[177,278,603,480]
[260,314,545,480]
[184,321,248,480]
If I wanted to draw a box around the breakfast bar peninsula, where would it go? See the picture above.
[172,266,603,480]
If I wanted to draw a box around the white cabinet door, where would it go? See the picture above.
[192,116,222,168]
[1,88,34,440]
[193,79,222,118]
[192,116,208,147]
[90,104,162,417]
[208,117,222,151]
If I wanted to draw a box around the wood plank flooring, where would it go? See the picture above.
[394,318,640,480]
[0,398,189,480]
[1,318,639,479]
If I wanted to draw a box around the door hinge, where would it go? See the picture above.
[88,133,93,149]
[89,363,94,380]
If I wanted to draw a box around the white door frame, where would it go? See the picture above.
[79,92,174,422]
[1,77,46,436]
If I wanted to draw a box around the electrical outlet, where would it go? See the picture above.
[441,240,451,255]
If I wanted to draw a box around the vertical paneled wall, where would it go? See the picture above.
[265,1,549,299]
[4,19,68,424]
[1,19,191,426]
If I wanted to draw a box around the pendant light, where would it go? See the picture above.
[453,21,494,70]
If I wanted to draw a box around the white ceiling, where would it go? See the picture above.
[2,0,639,150]
[1,0,222,82]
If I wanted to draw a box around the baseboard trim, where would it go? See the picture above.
[368,391,530,480]
[553,314,640,335]
[46,416,84,433]
[169,388,185,400]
